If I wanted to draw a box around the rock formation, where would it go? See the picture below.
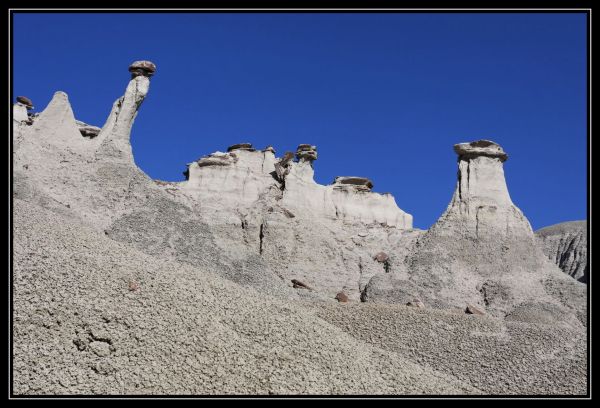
[295,144,318,162]
[17,95,34,108]
[128,60,156,79]
[13,96,34,124]
[536,221,588,283]
[333,176,374,192]
[78,124,102,138]
[12,61,588,395]
[362,140,586,328]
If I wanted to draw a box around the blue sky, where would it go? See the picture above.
[12,12,588,230]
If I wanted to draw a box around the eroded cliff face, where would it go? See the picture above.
[180,145,412,229]
[151,138,416,300]
[12,62,419,302]
[536,221,588,283]
[12,63,585,321]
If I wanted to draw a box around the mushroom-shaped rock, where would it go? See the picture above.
[16,96,34,109]
[333,176,374,192]
[128,60,157,79]
[296,144,317,162]
[227,143,255,152]
[262,146,276,154]
[79,125,102,138]
[454,140,508,162]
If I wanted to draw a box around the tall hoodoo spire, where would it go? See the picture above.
[362,139,555,317]
[445,139,531,239]
[96,60,156,161]
[452,140,511,211]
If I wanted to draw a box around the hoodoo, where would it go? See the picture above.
[363,140,586,327]
[12,60,587,395]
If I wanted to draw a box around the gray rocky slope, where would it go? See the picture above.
[12,63,588,395]
[536,221,588,283]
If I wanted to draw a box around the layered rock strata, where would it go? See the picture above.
[536,221,588,283]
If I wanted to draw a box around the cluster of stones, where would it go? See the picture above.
[128,60,157,79]
[454,140,508,162]
[333,176,374,192]
[296,144,317,162]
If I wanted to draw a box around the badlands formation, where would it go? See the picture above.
[536,221,588,284]
[12,62,588,395]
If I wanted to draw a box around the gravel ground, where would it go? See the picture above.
[311,302,587,395]
[13,199,477,395]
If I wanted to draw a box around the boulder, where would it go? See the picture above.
[197,152,237,167]
[406,299,425,308]
[334,176,374,191]
[227,143,255,152]
[453,139,508,162]
[373,252,389,263]
[282,208,295,219]
[335,292,349,302]
[79,125,101,138]
[292,279,312,290]
[465,304,485,315]
[295,144,317,162]
[16,96,34,109]
[128,60,157,78]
